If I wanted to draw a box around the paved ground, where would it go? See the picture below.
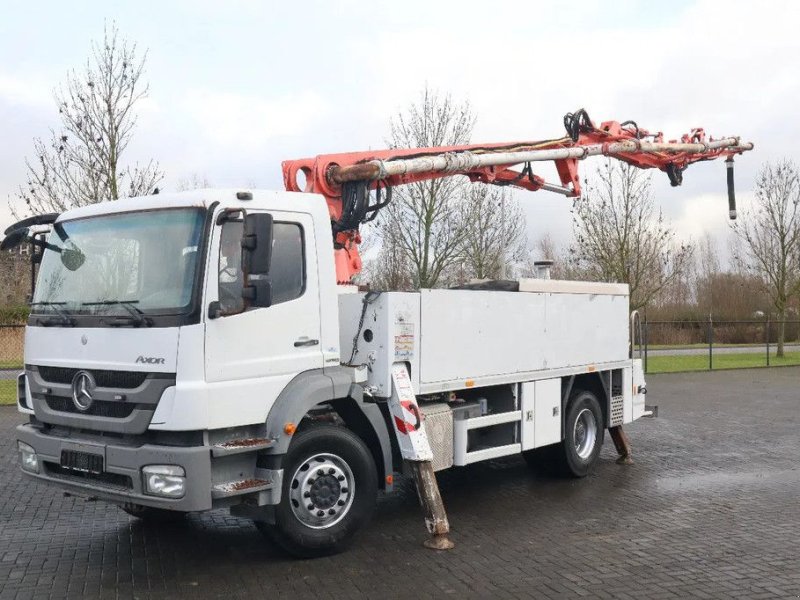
[1,368,800,599]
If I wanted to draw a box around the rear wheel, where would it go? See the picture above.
[522,389,604,477]
[560,390,604,477]
[257,424,377,558]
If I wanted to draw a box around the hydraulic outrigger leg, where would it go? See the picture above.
[408,461,454,550]
[389,364,454,550]
[608,426,634,465]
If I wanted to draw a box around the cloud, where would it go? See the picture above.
[181,90,330,149]
[0,74,53,109]
[673,192,747,238]
[0,0,797,245]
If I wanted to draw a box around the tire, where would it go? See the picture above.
[559,389,604,477]
[120,504,187,523]
[257,424,378,558]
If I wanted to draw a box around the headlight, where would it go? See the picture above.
[142,465,186,498]
[18,441,39,474]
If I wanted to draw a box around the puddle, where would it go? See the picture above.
[656,468,800,491]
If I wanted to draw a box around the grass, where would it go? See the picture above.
[647,351,800,374]
[648,342,769,350]
[0,380,17,406]
[0,361,23,370]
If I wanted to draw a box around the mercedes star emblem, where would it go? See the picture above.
[71,370,95,412]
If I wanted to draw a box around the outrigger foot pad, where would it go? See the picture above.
[608,425,633,466]
[424,534,455,550]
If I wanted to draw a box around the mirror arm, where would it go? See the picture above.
[30,237,61,253]
[208,298,248,319]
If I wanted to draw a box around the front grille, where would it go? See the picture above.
[44,462,133,490]
[37,366,148,389]
[45,396,137,418]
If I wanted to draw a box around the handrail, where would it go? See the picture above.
[630,310,643,360]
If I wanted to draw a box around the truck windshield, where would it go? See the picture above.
[32,208,205,317]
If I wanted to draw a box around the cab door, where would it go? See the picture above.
[204,209,323,400]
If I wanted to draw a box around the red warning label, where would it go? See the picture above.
[393,400,422,434]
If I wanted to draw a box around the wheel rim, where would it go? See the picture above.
[573,408,597,460]
[289,453,355,529]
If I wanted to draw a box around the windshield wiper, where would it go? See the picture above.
[82,300,152,327]
[29,301,75,327]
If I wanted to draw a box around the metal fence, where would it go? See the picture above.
[638,319,800,373]
[0,325,24,370]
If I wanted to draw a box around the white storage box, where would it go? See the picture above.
[338,280,629,397]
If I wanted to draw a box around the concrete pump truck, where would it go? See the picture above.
[4,109,752,556]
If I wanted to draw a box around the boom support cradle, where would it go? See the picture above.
[282,109,753,283]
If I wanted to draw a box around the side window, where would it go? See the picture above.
[271,223,305,304]
[218,220,244,313]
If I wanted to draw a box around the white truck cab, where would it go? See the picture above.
[14,189,647,557]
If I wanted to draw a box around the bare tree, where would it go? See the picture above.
[568,160,693,311]
[732,160,800,356]
[176,173,213,192]
[362,226,414,290]
[375,86,475,288]
[13,23,162,216]
[460,186,525,280]
[692,233,721,315]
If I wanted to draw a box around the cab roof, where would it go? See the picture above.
[56,189,326,222]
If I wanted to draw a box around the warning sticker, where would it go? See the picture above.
[389,363,433,461]
[394,320,415,361]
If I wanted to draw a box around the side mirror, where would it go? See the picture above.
[242,278,272,308]
[61,245,86,271]
[242,213,273,275]
[241,213,274,308]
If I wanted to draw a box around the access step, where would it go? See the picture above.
[211,478,273,499]
[211,437,275,457]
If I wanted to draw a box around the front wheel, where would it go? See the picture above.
[257,424,378,557]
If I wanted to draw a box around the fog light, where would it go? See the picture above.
[18,441,39,474]
[142,465,186,498]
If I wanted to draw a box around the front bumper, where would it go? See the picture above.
[17,423,213,511]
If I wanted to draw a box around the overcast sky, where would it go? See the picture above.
[1,0,798,262]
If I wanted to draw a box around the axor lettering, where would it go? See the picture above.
[136,356,165,365]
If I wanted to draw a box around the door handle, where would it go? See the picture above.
[294,338,319,348]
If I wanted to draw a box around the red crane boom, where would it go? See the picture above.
[282,109,753,284]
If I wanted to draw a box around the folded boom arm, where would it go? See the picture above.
[282,109,753,283]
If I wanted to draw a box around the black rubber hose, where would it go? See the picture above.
[726,158,737,220]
